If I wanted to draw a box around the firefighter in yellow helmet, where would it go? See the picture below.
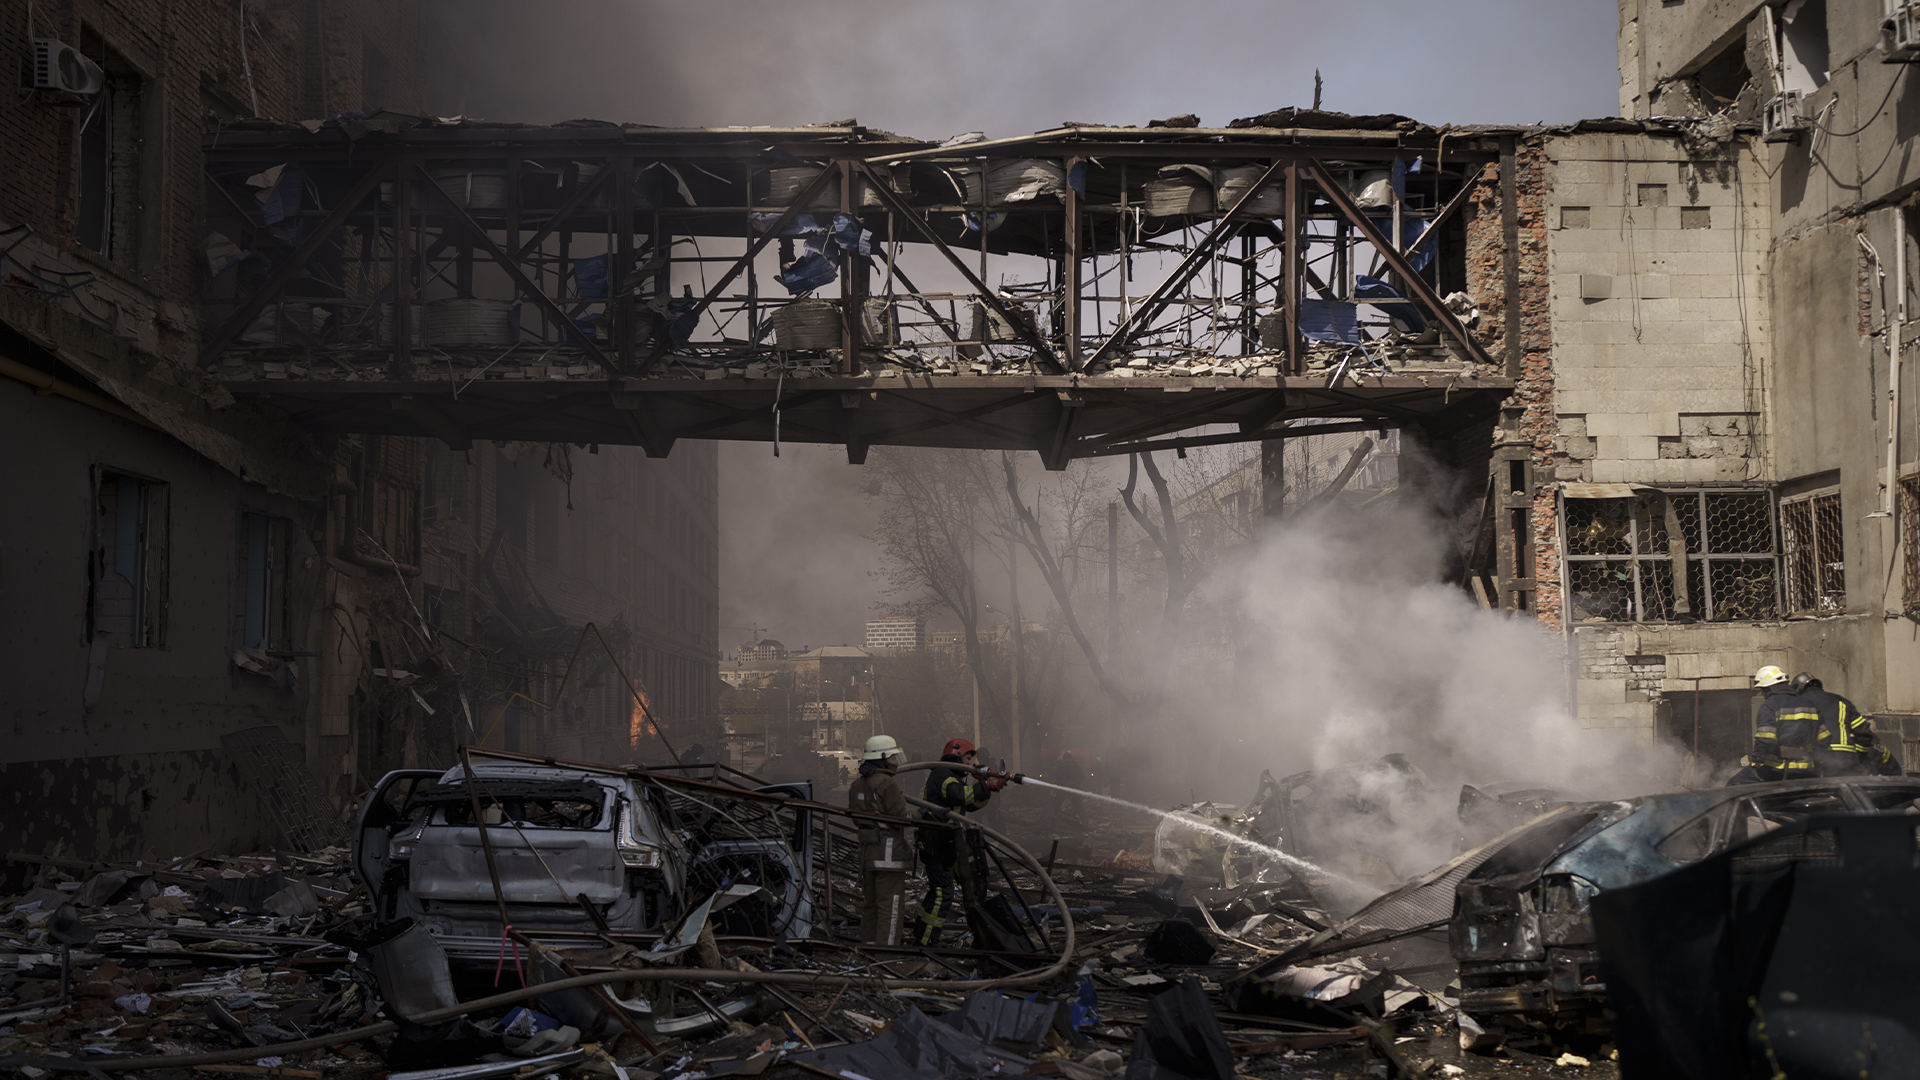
[846,735,912,945]
[1729,666,1879,784]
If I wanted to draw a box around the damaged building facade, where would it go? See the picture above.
[0,2,718,865]
[1471,0,1920,771]
[7,0,1919,867]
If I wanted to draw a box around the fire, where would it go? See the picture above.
[629,680,656,749]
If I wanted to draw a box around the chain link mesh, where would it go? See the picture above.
[1564,490,1779,622]
[1782,492,1845,615]
[1902,477,1920,614]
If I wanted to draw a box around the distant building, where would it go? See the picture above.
[739,638,789,662]
[927,630,967,653]
[865,616,926,652]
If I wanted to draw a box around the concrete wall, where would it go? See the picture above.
[1544,132,1772,488]
[0,375,300,860]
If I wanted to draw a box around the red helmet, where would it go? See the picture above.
[942,738,977,759]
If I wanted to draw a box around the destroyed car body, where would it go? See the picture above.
[353,764,814,963]
[1451,777,1920,1020]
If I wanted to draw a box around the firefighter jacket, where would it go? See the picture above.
[918,756,989,861]
[1802,686,1878,775]
[1751,689,1822,776]
[848,760,912,871]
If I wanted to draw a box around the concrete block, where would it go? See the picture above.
[1668,274,1733,298]
[1590,458,1629,482]
[1637,273,1671,299]
[1668,650,1771,680]
[1585,413,1664,437]
[1576,675,1626,703]
[1638,458,1726,482]
[1580,274,1614,300]
[1604,435,1661,459]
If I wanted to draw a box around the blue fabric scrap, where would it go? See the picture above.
[1068,160,1089,196]
[777,249,837,294]
[1299,299,1360,344]
[1355,275,1426,333]
[748,211,824,238]
[258,169,304,226]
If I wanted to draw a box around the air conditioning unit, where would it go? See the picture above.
[32,39,104,96]
[1883,3,1920,61]
[1762,90,1807,139]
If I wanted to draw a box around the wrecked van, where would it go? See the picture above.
[353,763,813,964]
[1450,777,1920,1020]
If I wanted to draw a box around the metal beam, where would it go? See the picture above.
[513,164,614,261]
[850,160,1064,374]
[394,397,471,449]
[1305,159,1494,369]
[638,165,842,374]
[199,163,386,366]
[1074,419,1393,459]
[1284,161,1302,374]
[1086,157,1286,368]
[408,162,621,378]
[873,389,1038,446]
[1401,172,1478,265]
[1041,393,1081,471]
[1062,156,1084,371]
[1237,388,1292,434]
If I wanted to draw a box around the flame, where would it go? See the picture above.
[629,680,656,749]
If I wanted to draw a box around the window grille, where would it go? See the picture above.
[1901,476,1920,614]
[1780,489,1845,615]
[1562,489,1778,623]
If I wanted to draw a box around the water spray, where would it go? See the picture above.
[894,760,1355,887]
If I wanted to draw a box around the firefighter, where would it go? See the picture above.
[910,737,1008,946]
[847,735,912,946]
[1789,673,1881,778]
[1728,666,1819,785]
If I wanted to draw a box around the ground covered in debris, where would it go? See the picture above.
[0,818,1626,1080]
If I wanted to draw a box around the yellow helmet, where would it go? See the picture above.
[1753,665,1789,689]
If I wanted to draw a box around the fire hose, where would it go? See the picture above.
[64,771,1073,1073]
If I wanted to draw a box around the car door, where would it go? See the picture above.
[353,769,442,898]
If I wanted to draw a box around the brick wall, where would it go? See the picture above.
[1,0,421,355]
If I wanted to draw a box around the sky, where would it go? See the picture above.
[421,1,1624,651]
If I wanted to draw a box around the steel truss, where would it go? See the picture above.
[202,122,1514,465]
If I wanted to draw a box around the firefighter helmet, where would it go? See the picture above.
[862,735,900,761]
[941,738,977,759]
[1753,665,1789,689]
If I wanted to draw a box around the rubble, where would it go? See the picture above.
[0,755,1481,1080]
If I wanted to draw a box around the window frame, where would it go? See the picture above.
[1779,485,1845,615]
[239,511,293,652]
[1560,486,1781,623]
[88,468,169,649]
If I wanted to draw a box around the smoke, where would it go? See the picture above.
[419,1,1619,135]
[1180,485,1687,881]
[717,441,885,651]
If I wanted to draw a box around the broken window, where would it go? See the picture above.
[89,472,168,649]
[74,34,144,260]
[1562,488,1779,622]
[239,512,292,651]
[1771,0,1829,96]
[1780,488,1844,614]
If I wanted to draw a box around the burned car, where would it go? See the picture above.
[353,762,813,964]
[1451,777,1920,1021]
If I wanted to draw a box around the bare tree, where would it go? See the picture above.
[866,447,1010,746]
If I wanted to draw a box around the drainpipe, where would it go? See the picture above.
[1890,209,1906,520]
